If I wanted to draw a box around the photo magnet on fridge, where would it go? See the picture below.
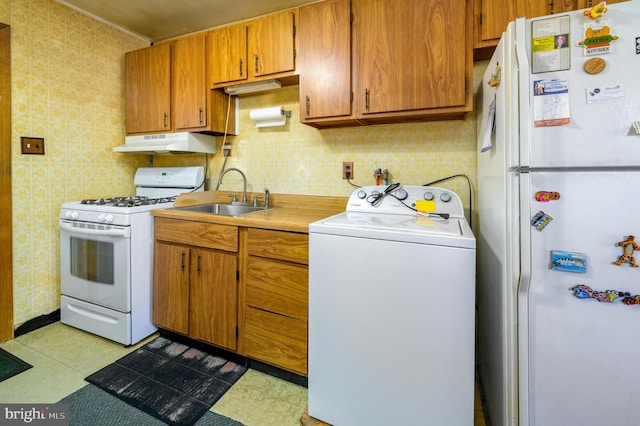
[551,251,587,273]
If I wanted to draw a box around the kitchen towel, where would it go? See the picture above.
[249,106,287,127]
[85,336,246,426]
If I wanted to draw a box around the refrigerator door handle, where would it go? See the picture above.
[517,171,532,426]
[515,17,532,169]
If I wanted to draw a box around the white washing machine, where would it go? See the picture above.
[308,185,476,426]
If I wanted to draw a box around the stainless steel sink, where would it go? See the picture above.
[172,203,271,216]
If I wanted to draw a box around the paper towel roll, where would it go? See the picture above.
[249,106,286,128]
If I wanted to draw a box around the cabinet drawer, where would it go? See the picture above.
[155,217,238,252]
[244,307,307,376]
[247,228,308,264]
[246,257,307,321]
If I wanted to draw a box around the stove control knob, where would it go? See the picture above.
[440,192,452,202]
[65,210,79,219]
[357,190,367,199]
[423,191,435,201]
[394,189,408,200]
[98,214,114,223]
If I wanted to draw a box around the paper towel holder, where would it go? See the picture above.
[249,106,292,128]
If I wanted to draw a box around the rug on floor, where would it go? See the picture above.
[85,336,247,426]
[0,347,32,383]
[59,384,244,426]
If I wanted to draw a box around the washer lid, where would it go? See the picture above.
[310,212,475,249]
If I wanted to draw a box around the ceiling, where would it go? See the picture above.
[56,0,317,43]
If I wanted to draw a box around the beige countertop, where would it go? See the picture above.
[151,190,348,233]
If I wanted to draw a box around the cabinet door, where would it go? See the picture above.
[525,0,580,17]
[125,43,171,134]
[209,24,248,85]
[190,248,238,350]
[354,0,467,115]
[299,0,352,121]
[174,34,207,130]
[249,11,296,77]
[477,0,522,44]
[245,257,308,321]
[152,241,190,334]
[244,307,308,375]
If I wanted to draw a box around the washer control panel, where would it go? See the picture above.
[346,185,465,217]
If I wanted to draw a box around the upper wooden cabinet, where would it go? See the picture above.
[249,11,296,78]
[354,0,470,117]
[125,43,172,134]
[474,0,628,59]
[298,0,352,124]
[125,35,236,135]
[210,10,298,89]
[299,0,472,128]
[173,34,207,130]
[174,33,237,134]
[209,23,248,85]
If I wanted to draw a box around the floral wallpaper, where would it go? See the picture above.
[6,0,147,325]
[3,0,487,328]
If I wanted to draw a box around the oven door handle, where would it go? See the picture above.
[59,221,130,238]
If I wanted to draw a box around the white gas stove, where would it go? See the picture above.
[59,167,204,345]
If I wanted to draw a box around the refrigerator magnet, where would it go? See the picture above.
[551,251,587,273]
[531,210,553,231]
[535,191,560,202]
[579,20,618,56]
[488,64,501,87]
[583,57,606,75]
[584,2,608,20]
[613,235,640,267]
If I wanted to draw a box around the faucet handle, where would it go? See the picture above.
[253,195,263,207]
[227,194,237,203]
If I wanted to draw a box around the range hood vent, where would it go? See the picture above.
[113,132,216,155]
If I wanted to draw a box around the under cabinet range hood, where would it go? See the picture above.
[113,132,216,155]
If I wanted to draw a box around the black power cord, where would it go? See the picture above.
[422,174,473,230]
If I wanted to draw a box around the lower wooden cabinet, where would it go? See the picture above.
[244,307,308,375]
[153,218,239,351]
[242,228,309,375]
[152,217,311,376]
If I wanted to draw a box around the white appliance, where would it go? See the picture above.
[112,132,216,154]
[308,185,476,426]
[477,2,640,425]
[59,167,204,345]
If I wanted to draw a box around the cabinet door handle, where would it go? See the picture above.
[365,89,370,112]
[196,254,201,273]
[181,251,185,270]
[549,0,554,15]
[239,59,243,77]
[198,107,203,125]
[163,112,168,128]
[254,54,259,74]
[305,96,310,117]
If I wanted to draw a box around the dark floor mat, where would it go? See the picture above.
[86,336,246,426]
[0,347,33,383]
[59,384,244,426]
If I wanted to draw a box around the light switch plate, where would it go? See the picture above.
[21,137,45,155]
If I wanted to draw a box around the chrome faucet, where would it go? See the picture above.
[263,187,270,208]
[217,168,249,205]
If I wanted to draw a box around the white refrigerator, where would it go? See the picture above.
[477,2,640,426]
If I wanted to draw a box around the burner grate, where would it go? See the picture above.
[80,196,176,208]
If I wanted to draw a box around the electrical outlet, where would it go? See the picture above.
[342,162,354,179]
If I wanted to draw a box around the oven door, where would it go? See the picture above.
[59,220,131,312]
